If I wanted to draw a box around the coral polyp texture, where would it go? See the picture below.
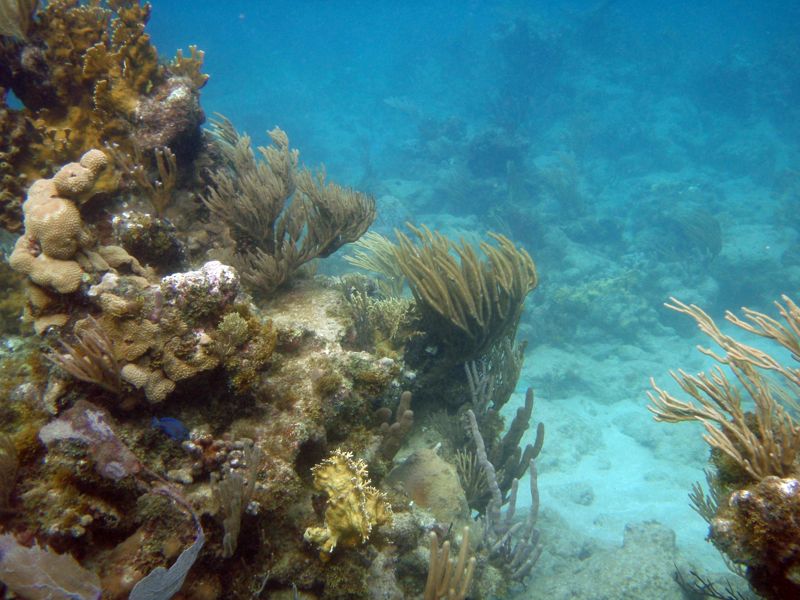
[9,149,109,321]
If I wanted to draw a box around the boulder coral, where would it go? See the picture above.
[9,149,107,297]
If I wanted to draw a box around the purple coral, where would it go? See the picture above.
[161,260,240,314]
[0,534,101,600]
[38,400,141,481]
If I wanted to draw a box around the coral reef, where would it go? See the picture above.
[0,5,547,598]
[7,148,145,334]
[649,296,800,599]
[0,0,207,232]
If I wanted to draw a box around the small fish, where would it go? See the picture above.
[151,417,189,441]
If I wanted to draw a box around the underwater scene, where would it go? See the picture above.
[0,0,799,598]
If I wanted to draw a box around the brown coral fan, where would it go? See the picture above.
[0,0,37,40]
[203,116,376,296]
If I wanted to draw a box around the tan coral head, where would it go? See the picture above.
[52,149,109,199]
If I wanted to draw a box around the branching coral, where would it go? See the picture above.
[467,409,543,583]
[303,449,391,556]
[394,224,537,361]
[107,143,177,217]
[344,231,406,298]
[424,526,476,600]
[203,116,376,296]
[649,296,800,599]
[466,336,527,416]
[0,0,207,231]
[648,297,800,481]
[337,273,413,351]
[375,390,414,462]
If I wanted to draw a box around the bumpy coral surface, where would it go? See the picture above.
[304,449,392,555]
[711,476,800,598]
[9,149,107,300]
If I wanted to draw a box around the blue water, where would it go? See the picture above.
[3,0,799,597]
[148,1,799,594]
[148,1,799,187]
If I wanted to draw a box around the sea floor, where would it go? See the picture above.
[516,336,725,572]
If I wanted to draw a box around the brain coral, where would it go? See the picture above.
[9,149,108,296]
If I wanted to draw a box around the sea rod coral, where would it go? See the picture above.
[203,116,376,296]
[649,296,800,599]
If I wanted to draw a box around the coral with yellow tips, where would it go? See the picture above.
[304,449,392,556]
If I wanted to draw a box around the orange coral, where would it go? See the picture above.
[9,149,108,300]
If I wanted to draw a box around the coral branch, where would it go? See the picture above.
[424,526,476,600]
[393,224,537,361]
[648,297,800,480]
[203,116,376,296]
[48,315,122,394]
